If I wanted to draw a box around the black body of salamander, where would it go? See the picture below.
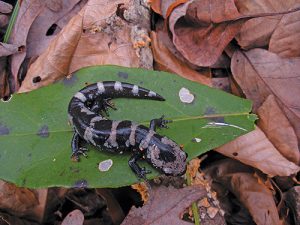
[68,81,187,179]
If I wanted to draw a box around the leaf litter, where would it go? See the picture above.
[0,0,300,224]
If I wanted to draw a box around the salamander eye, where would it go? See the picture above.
[179,144,184,150]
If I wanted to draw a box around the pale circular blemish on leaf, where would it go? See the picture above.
[192,138,202,143]
[98,159,113,172]
[179,87,194,103]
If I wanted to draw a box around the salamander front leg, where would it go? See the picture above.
[71,132,88,161]
[149,115,172,131]
[128,152,152,180]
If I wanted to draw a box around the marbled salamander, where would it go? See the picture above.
[68,81,187,179]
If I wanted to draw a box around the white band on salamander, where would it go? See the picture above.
[74,92,87,102]
[97,82,105,94]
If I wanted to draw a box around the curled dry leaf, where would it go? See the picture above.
[204,159,282,225]
[269,9,300,57]
[19,0,148,93]
[121,185,207,225]
[231,49,300,141]
[168,0,244,67]
[151,30,212,86]
[235,0,300,49]
[215,126,300,177]
[257,95,300,165]
[9,0,84,92]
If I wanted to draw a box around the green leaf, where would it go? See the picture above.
[0,66,256,188]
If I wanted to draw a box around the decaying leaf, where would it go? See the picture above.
[168,0,244,67]
[269,9,300,57]
[0,43,21,57]
[204,159,282,225]
[19,0,151,93]
[121,185,206,225]
[257,95,300,165]
[151,30,212,86]
[0,180,39,219]
[215,126,300,177]
[8,0,85,92]
[231,49,300,142]
[235,0,300,50]
[61,209,84,225]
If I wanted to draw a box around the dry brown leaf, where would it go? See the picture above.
[215,126,300,177]
[0,1,12,14]
[269,9,300,57]
[0,181,37,215]
[168,0,244,67]
[151,31,212,86]
[19,0,148,93]
[26,0,86,59]
[235,0,300,49]
[0,43,20,57]
[257,95,300,165]
[61,209,84,225]
[150,0,178,17]
[231,48,300,141]
[9,0,44,92]
[205,159,282,225]
[121,185,206,225]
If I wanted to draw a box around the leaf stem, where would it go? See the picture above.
[3,0,21,43]
[186,172,201,225]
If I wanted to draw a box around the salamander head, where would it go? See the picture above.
[146,136,187,176]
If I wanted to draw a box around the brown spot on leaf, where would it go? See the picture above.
[37,125,49,138]
[0,123,10,135]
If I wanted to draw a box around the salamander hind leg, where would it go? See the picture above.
[71,132,89,161]
[128,151,152,180]
[149,115,172,131]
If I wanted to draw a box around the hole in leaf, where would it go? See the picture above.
[1,95,12,102]
[46,24,58,36]
[33,76,41,83]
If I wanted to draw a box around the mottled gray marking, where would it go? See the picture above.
[81,107,94,115]
[74,179,88,188]
[105,121,120,148]
[90,116,103,127]
[147,145,163,168]
[114,81,123,91]
[148,90,156,97]
[83,127,96,145]
[129,123,138,146]
[74,92,87,102]
[63,74,77,86]
[140,130,155,149]
[37,125,49,138]
[132,85,139,95]
[0,123,9,135]
[161,136,177,147]
[118,72,128,79]
[97,82,105,93]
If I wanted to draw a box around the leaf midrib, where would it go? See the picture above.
[0,112,250,137]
